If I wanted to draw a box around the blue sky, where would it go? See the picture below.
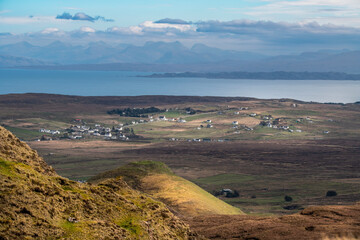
[1,0,360,53]
[1,0,263,33]
[2,0,360,33]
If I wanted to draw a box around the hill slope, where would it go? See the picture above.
[0,126,199,239]
[89,161,244,217]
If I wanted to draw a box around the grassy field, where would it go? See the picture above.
[195,173,256,185]
[3,126,43,141]
[193,172,360,215]
[271,109,320,116]
[27,137,360,215]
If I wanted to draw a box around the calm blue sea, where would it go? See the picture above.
[1,69,359,103]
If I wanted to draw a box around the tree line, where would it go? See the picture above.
[107,107,164,117]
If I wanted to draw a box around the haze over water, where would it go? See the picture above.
[1,69,359,103]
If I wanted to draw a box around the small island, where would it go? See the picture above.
[144,71,360,80]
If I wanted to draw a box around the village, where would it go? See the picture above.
[36,104,330,142]
[37,114,187,141]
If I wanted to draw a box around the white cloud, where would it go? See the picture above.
[106,26,143,35]
[106,20,195,35]
[79,26,96,33]
[41,28,60,34]
[248,0,360,27]
[140,21,195,32]
[2,18,360,54]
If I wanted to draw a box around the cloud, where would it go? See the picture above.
[154,18,190,25]
[79,26,96,33]
[0,16,56,24]
[246,0,360,27]
[140,21,195,32]
[106,20,196,35]
[2,18,360,54]
[190,20,360,50]
[41,28,60,34]
[56,12,72,20]
[106,26,143,35]
[195,19,360,36]
[56,12,114,22]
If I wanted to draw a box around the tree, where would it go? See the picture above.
[233,190,240,197]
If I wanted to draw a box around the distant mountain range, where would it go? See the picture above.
[0,41,266,65]
[0,55,47,68]
[1,41,360,73]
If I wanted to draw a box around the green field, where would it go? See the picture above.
[271,109,320,116]
[194,173,255,185]
[192,172,360,215]
[3,126,43,141]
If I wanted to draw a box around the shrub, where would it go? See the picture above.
[283,204,302,210]
[326,190,337,197]
[226,190,239,198]
[212,190,222,196]
[284,195,293,202]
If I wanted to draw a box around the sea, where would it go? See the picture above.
[1,69,360,103]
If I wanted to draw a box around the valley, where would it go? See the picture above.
[1,93,359,216]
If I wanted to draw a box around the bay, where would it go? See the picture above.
[0,69,359,103]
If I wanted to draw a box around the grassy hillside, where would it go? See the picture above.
[0,127,199,239]
[89,161,244,217]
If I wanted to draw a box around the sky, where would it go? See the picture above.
[1,0,360,54]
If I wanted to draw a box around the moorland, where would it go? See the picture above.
[1,93,360,216]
